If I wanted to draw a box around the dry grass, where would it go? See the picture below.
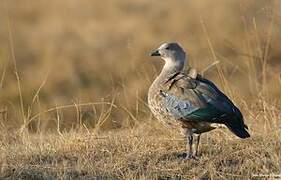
[0,0,281,179]
[0,120,280,179]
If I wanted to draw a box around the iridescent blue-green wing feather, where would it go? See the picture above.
[161,72,250,138]
[196,75,250,137]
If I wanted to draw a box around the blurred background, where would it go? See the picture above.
[0,0,280,132]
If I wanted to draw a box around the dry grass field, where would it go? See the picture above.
[0,0,281,179]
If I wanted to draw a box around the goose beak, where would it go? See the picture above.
[150,50,161,56]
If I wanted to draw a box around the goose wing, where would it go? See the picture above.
[161,71,250,138]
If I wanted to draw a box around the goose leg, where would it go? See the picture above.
[186,131,193,158]
[195,134,201,157]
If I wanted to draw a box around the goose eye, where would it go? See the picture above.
[165,47,170,50]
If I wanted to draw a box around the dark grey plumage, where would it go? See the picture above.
[148,42,250,158]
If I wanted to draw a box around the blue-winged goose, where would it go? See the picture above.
[148,42,250,158]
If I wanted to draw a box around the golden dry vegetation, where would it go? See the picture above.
[0,0,281,179]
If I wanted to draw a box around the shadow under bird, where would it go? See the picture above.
[148,42,250,159]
